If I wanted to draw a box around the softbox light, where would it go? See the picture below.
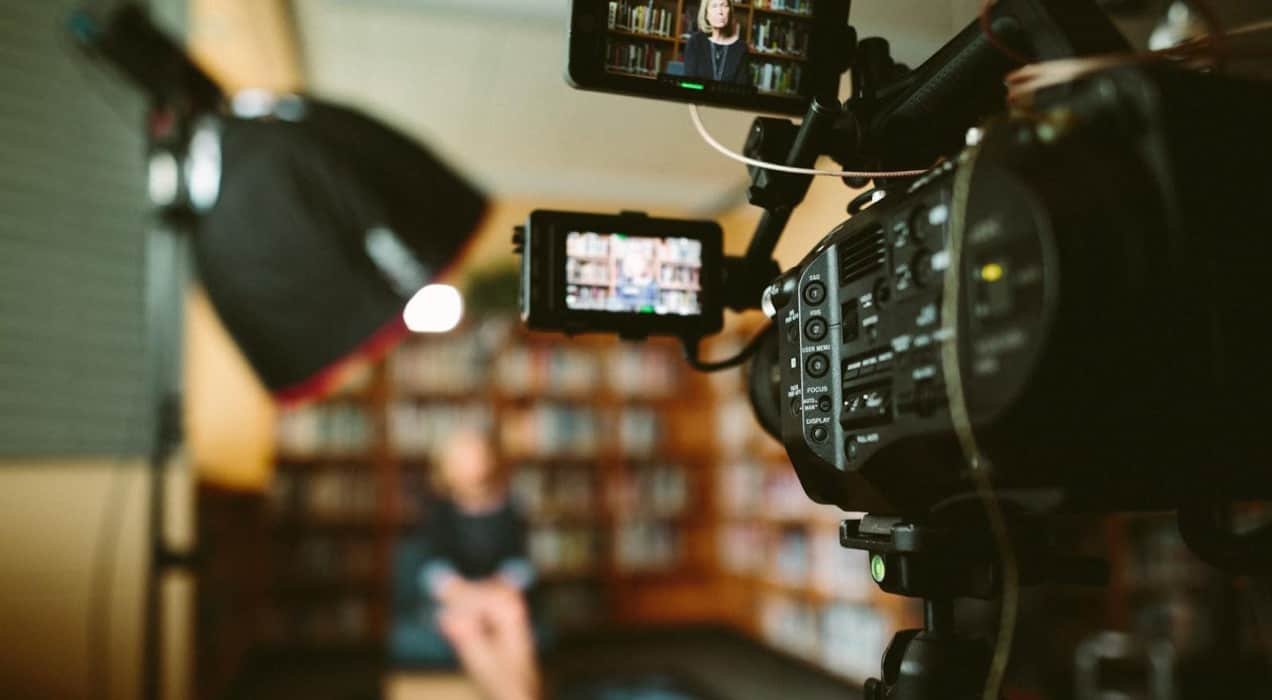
[71,3,488,404]
[194,100,487,402]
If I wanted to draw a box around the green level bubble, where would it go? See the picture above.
[870,554,887,583]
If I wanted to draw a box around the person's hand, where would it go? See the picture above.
[436,575,482,609]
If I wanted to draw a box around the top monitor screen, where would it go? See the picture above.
[569,0,836,115]
[606,0,815,96]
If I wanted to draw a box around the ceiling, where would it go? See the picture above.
[291,1,985,214]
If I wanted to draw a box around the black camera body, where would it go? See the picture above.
[764,67,1272,516]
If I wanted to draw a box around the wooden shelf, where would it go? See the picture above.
[759,577,827,603]
[539,569,602,584]
[608,27,677,44]
[268,577,383,596]
[269,517,381,534]
[751,6,814,20]
[613,510,695,523]
[391,390,486,402]
[529,510,602,525]
[606,67,660,80]
[275,452,374,465]
[749,48,807,63]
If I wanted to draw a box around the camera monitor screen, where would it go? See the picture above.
[565,231,703,316]
[569,1,842,116]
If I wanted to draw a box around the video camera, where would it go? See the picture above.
[517,2,1272,693]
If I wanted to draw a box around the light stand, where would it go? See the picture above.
[139,212,196,700]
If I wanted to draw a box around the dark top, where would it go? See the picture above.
[682,32,750,86]
[419,497,530,584]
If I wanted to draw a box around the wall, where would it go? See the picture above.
[0,1,299,698]
[0,0,189,697]
[0,463,148,700]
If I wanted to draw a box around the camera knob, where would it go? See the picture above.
[762,273,800,318]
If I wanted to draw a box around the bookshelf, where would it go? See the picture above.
[603,0,813,97]
[257,316,718,649]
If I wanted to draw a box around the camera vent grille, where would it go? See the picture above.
[838,226,887,287]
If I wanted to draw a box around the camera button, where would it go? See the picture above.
[811,426,828,443]
[807,353,829,378]
[804,317,828,341]
[803,281,826,305]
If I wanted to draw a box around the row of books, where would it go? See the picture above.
[718,458,766,517]
[606,345,680,397]
[614,519,681,571]
[752,0,813,16]
[529,526,599,575]
[474,342,683,398]
[610,463,690,517]
[718,522,766,574]
[758,466,843,521]
[608,1,676,37]
[387,401,490,458]
[713,391,765,453]
[760,595,891,682]
[719,523,874,599]
[658,263,701,288]
[750,60,803,96]
[273,536,377,582]
[566,258,614,286]
[512,465,597,517]
[496,345,602,396]
[750,18,809,56]
[617,407,662,457]
[267,402,669,466]
[391,333,489,395]
[277,403,373,456]
[513,462,692,520]
[539,582,606,630]
[269,468,379,522]
[566,285,702,317]
[607,40,664,76]
[499,404,666,458]
[566,260,700,289]
[499,404,602,458]
[258,597,371,647]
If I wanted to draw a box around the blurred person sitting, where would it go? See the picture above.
[391,428,542,700]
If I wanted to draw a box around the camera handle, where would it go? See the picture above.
[727,26,908,312]
[721,94,848,313]
[841,515,1108,699]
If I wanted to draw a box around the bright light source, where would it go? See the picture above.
[404,284,463,333]
[185,118,221,212]
[147,151,180,206]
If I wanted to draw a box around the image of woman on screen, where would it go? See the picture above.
[683,0,751,86]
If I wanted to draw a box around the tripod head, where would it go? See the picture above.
[840,513,1108,699]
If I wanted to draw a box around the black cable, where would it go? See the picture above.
[681,323,774,372]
